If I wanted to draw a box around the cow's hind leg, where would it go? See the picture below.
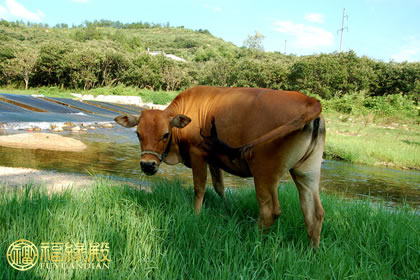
[209,164,225,198]
[290,153,324,248]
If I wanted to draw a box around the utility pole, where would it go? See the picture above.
[337,8,348,51]
[284,40,287,54]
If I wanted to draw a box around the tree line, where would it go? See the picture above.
[0,20,418,100]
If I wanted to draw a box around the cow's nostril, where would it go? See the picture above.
[140,161,156,169]
[140,161,158,176]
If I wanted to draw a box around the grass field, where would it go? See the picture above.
[1,178,419,279]
[324,113,420,170]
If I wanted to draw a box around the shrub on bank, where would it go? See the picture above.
[320,91,419,120]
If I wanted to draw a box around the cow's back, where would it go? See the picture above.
[170,86,320,148]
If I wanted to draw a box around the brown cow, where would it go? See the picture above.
[115,86,326,247]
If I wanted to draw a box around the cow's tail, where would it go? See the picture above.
[292,115,326,169]
[238,100,322,159]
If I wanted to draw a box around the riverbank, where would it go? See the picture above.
[324,112,420,170]
[0,86,177,105]
[0,166,93,191]
[1,87,419,170]
[1,178,419,279]
[0,166,150,193]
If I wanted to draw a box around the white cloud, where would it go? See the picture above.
[72,0,89,3]
[37,9,45,18]
[0,5,7,19]
[0,0,45,22]
[391,37,420,62]
[204,3,222,12]
[304,13,324,24]
[273,20,333,50]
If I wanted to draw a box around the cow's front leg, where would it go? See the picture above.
[190,149,208,214]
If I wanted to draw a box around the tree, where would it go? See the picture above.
[100,51,129,87]
[33,41,73,87]
[162,62,190,91]
[67,48,102,90]
[243,31,265,51]
[4,47,38,89]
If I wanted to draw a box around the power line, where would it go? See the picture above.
[337,8,348,51]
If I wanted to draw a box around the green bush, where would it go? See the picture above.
[32,41,74,87]
[321,91,418,119]
[88,85,140,96]
[288,51,377,99]
[322,92,366,114]
[363,94,418,117]
[140,90,179,104]
[86,86,178,105]
[371,61,420,97]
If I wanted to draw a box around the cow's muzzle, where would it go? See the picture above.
[140,160,158,176]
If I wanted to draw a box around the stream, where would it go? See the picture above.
[0,126,419,210]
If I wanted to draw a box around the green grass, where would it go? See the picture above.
[1,178,419,279]
[324,113,420,169]
[0,86,179,105]
[0,87,75,98]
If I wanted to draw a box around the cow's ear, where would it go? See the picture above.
[171,114,191,128]
[114,114,140,128]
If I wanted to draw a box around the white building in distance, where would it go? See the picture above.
[147,49,187,62]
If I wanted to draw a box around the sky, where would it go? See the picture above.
[0,0,419,62]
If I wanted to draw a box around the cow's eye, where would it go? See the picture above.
[162,132,169,140]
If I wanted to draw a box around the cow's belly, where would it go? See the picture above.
[208,154,252,178]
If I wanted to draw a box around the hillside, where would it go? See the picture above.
[0,20,238,62]
[0,20,419,103]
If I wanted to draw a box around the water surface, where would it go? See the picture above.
[0,127,419,210]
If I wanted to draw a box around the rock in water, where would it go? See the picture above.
[0,133,87,152]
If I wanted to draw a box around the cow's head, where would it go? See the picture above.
[115,110,191,175]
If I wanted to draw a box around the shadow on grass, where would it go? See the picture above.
[118,179,315,277]
[401,139,420,146]
[121,179,420,279]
